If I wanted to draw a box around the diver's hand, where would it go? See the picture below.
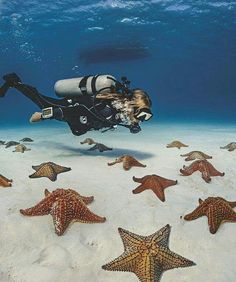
[3,73,22,86]
[30,112,42,123]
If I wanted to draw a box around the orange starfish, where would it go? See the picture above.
[29,162,71,182]
[180,160,224,183]
[184,197,236,234]
[132,174,178,202]
[0,174,13,187]
[20,188,106,236]
[102,225,195,282]
[166,140,188,149]
[108,155,146,171]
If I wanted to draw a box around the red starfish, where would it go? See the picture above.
[184,197,236,234]
[20,188,106,236]
[180,160,225,183]
[132,174,178,202]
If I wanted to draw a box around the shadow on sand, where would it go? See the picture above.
[41,141,154,160]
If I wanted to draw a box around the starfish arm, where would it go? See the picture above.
[227,200,236,208]
[207,205,223,234]
[147,224,171,247]
[102,250,141,273]
[50,198,73,236]
[79,195,94,205]
[123,161,131,170]
[207,163,224,177]
[159,177,178,189]
[135,256,163,282]
[184,205,206,221]
[131,159,146,168]
[118,228,145,250]
[180,162,198,175]
[29,166,57,181]
[180,153,189,157]
[185,156,194,161]
[32,163,45,171]
[52,164,71,174]
[88,144,97,151]
[44,189,51,196]
[201,170,211,183]
[20,197,52,216]
[157,247,195,271]
[152,186,165,202]
[133,176,145,183]
[132,184,148,194]
[73,200,106,223]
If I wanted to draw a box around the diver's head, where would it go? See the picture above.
[131,89,153,122]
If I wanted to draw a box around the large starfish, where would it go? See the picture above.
[102,225,195,282]
[108,155,146,171]
[132,174,178,202]
[80,138,97,145]
[220,142,236,152]
[89,143,112,152]
[13,144,31,153]
[20,188,106,236]
[0,174,13,187]
[180,160,224,183]
[184,197,236,234]
[29,162,71,181]
[180,151,212,161]
[166,141,188,149]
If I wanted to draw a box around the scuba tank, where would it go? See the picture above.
[54,74,117,97]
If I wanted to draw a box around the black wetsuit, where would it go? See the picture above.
[0,73,141,136]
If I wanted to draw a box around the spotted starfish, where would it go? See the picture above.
[220,142,236,152]
[180,160,224,183]
[13,144,31,153]
[29,162,71,181]
[20,188,106,236]
[184,197,236,234]
[5,141,20,148]
[0,174,13,187]
[80,138,96,145]
[20,137,34,142]
[132,174,178,202]
[108,155,146,171]
[102,225,195,282]
[180,151,212,161]
[89,143,112,152]
[166,141,188,149]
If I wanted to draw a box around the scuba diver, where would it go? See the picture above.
[0,73,153,136]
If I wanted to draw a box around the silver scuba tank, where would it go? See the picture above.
[54,74,117,97]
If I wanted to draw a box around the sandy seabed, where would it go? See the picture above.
[0,122,236,282]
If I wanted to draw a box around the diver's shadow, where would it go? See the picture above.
[42,141,154,159]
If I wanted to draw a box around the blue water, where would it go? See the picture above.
[0,1,236,126]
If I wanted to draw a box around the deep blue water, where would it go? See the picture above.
[0,1,236,126]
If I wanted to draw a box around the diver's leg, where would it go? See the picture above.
[0,73,68,109]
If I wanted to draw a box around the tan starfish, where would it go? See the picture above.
[20,188,106,236]
[102,225,195,282]
[184,197,236,234]
[29,162,71,181]
[0,174,13,187]
[167,141,189,149]
[180,151,212,161]
[13,144,31,153]
[180,160,224,183]
[108,155,146,171]
[220,142,236,152]
[80,138,97,145]
[133,174,178,202]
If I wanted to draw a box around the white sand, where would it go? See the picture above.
[0,122,236,282]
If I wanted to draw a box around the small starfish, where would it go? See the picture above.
[220,142,236,152]
[89,143,112,152]
[181,151,212,161]
[0,140,5,145]
[5,141,20,148]
[180,160,224,183]
[108,155,146,171]
[166,141,189,149]
[20,188,106,236]
[80,138,96,145]
[29,162,71,181]
[0,174,13,187]
[102,225,195,282]
[184,197,236,234]
[13,144,31,153]
[132,174,178,202]
[20,137,34,142]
